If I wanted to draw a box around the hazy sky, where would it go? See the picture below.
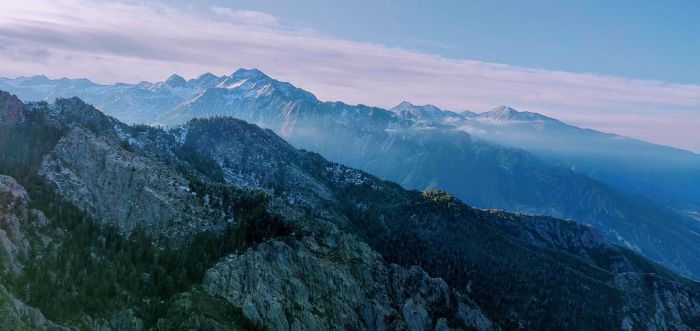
[1,0,699,152]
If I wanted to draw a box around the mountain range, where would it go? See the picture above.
[2,91,700,330]
[2,70,699,280]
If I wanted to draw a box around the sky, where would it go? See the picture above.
[0,0,699,152]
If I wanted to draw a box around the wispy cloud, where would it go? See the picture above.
[210,7,279,26]
[0,0,698,152]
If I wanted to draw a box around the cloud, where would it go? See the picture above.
[0,0,698,152]
[0,41,50,63]
[210,7,279,26]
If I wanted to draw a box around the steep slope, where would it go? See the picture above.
[4,93,700,329]
[13,71,697,211]
[0,176,69,330]
[463,105,700,213]
[93,106,693,330]
[160,71,700,279]
[1,93,497,330]
[3,72,699,280]
[390,101,465,127]
[162,117,700,330]
[0,76,109,104]
[39,127,228,240]
[0,73,225,124]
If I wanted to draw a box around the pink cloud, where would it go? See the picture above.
[0,0,699,152]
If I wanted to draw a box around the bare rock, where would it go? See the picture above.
[39,127,226,242]
[204,221,494,331]
[0,175,30,275]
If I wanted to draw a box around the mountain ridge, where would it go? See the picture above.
[2,93,700,329]
[2,72,700,280]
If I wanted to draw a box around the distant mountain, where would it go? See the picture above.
[455,105,700,213]
[390,101,465,127]
[476,105,553,122]
[3,71,700,280]
[2,92,700,330]
[0,72,226,124]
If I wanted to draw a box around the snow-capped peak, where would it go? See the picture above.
[393,101,415,109]
[214,68,317,100]
[230,68,270,81]
[389,101,466,127]
[218,78,249,90]
[477,106,554,122]
[195,72,218,81]
[189,73,226,89]
[482,106,518,119]
[165,74,188,88]
[391,101,442,114]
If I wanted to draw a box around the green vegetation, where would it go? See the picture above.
[323,174,658,330]
[0,105,64,186]
[0,108,290,328]
[176,148,225,182]
[3,98,699,330]
[188,180,292,250]
[14,183,281,327]
[421,189,457,207]
[155,287,261,330]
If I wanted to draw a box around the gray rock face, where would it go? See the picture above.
[31,119,494,330]
[38,127,226,241]
[612,272,700,330]
[0,175,30,275]
[3,94,700,330]
[4,72,700,279]
[178,119,335,205]
[95,114,700,330]
[204,221,493,331]
[486,210,611,259]
[0,91,24,125]
[160,72,700,279]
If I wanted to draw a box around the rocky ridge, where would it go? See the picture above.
[0,92,496,330]
[39,127,227,240]
[0,92,699,330]
[205,231,493,331]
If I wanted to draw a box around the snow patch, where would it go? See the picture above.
[113,124,132,141]
[219,78,248,90]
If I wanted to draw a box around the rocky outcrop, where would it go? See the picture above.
[5,68,700,280]
[108,113,700,330]
[0,175,30,275]
[0,91,24,124]
[175,118,336,207]
[2,94,699,330]
[204,222,493,331]
[612,272,700,330]
[38,127,226,241]
[484,211,608,252]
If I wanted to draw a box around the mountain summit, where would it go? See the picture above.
[230,68,269,80]
[2,70,700,279]
[2,93,699,329]
[477,105,557,122]
[390,101,463,126]
[165,74,188,88]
